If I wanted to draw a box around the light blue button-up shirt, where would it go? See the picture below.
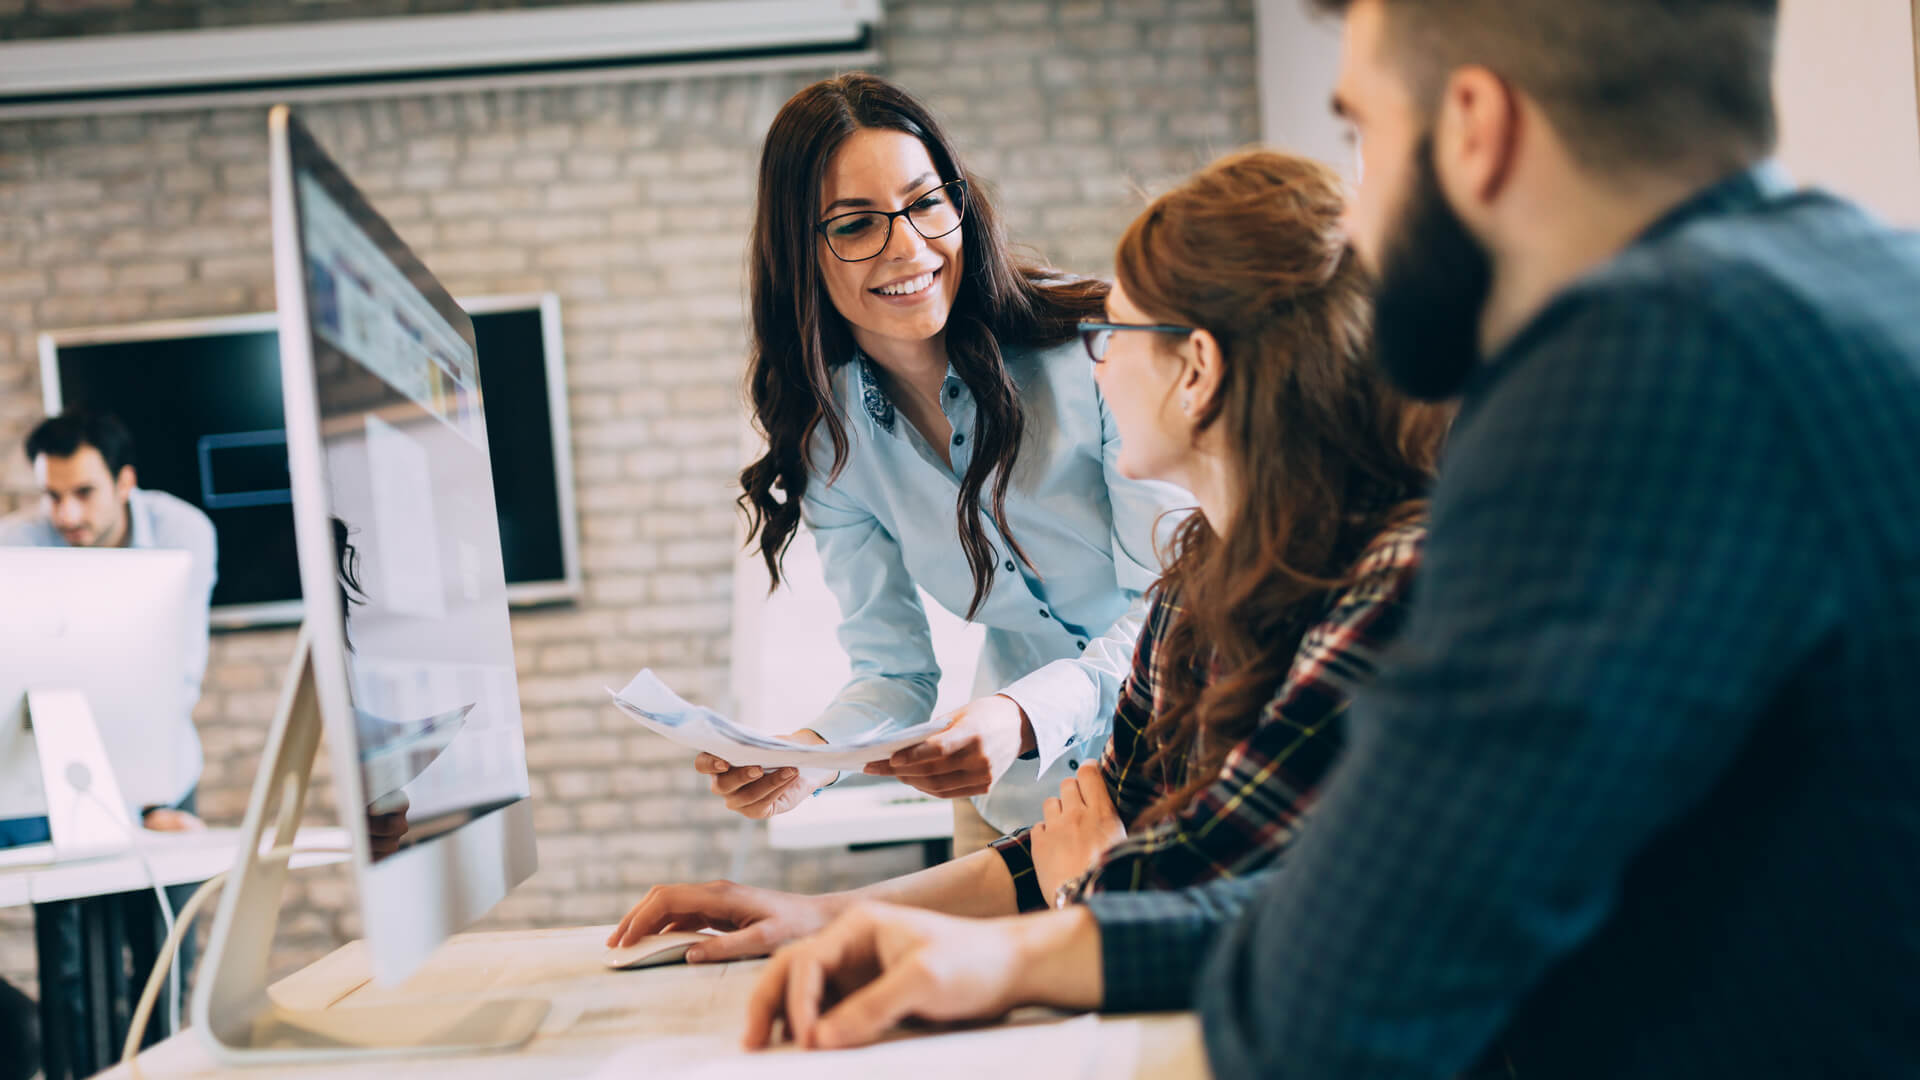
[800,339,1190,831]
[0,487,215,811]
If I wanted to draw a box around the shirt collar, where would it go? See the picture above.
[856,354,897,434]
[852,352,969,435]
[123,488,152,549]
[1633,160,1795,247]
[1472,160,1793,394]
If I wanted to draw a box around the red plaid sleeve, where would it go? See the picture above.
[1069,520,1425,901]
[991,592,1174,911]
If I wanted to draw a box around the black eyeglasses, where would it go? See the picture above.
[816,179,968,262]
[1077,321,1195,363]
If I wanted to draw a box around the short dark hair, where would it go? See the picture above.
[1311,0,1780,178]
[23,411,136,477]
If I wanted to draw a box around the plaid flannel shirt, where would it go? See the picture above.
[1090,163,1920,1080]
[990,519,1424,911]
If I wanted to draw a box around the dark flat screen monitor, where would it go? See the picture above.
[36,296,579,628]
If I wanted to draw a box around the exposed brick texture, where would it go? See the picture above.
[0,0,1257,994]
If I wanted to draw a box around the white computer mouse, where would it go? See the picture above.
[601,929,718,971]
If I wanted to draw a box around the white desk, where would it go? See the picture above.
[766,778,953,851]
[2,827,349,1080]
[0,827,349,908]
[100,924,1210,1079]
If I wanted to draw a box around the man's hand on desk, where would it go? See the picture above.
[696,730,837,819]
[608,880,848,962]
[743,902,1104,1051]
[862,694,1035,799]
[140,807,205,832]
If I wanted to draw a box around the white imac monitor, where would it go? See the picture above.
[191,105,545,1066]
[0,549,192,852]
[277,106,538,976]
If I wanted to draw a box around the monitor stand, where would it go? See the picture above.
[5,688,137,860]
[191,624,548,1065]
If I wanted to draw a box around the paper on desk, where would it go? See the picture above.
[609,670,945,770]
[579,1014,1104,1080]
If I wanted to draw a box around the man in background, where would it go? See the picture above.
[0,410,215,831]
[1,410,219,1070]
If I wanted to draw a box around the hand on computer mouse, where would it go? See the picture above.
[141,808,205,832]
[607,881,845,962]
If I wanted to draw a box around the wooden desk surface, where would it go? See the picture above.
[99,924,1210,1079]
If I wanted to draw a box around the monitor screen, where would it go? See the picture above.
[41,299,577,627]
[292,136,531,859]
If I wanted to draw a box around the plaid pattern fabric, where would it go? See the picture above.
[1167,165,1920,1079]
[991,520,1424,912]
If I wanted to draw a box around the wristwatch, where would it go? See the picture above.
[1053,874,1088,910]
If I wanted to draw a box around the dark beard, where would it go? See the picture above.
[1370,135,1494,401]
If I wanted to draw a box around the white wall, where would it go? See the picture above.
[1774,0,1920,226]
[1254,0,1350,181]
[731,527,983,734]
[1257,0,1920,226]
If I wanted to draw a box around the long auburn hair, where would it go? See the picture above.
[738,73,1106,618]
[1120,150,1454,825]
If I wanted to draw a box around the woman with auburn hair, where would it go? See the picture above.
[691,72,1190,853]
[609,148,1452,962]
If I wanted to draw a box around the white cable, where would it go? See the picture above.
[67,786,186,1035]
[119,843,353,1068]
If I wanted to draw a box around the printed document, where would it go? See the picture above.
[609,670,944,770]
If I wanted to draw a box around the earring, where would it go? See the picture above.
[1181,396,1192,411]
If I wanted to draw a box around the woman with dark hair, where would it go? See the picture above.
[611,149,1452,964]
[701,72,1189,851]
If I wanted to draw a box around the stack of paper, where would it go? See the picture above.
[608,670,945,770]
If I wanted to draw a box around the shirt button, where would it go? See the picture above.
[953,433,965,447]
[1076,640,1087,650]
[947,385,960,399]
[1005,560,1016,572]
[1067,759,1079,770]
[1039,609,1050,619]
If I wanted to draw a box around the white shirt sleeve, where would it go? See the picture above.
[997,390,1189,774]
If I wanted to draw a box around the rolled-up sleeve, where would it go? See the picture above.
[999,392,1188,773]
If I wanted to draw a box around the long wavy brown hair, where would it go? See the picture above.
[738,73,1106,617]
[1122,150,1453,825]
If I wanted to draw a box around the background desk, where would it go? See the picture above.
[0,828,346,1079]
[100,925,1211,1079]
[766,774,954,866]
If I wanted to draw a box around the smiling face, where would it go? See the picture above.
[815,127,966,356]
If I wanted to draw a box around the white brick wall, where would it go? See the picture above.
[0,0,1257,993]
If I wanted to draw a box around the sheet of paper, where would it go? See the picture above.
[578,1014,1103,1080]
[609,670,946,770]
[356,702,472,805]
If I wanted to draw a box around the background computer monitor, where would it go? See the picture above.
[0,548,192,824]
[35,294,580,629]
[277,108,536,985]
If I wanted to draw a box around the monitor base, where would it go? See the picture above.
[201,998,548,1063]
[188,625,548,1066]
